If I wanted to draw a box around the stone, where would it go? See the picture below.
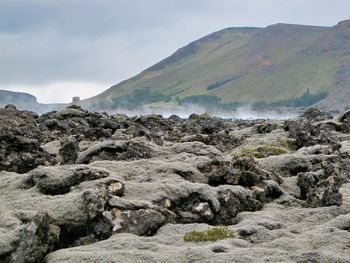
[0,105,349,262]
[10,212,60,263]
[59,136,79,164]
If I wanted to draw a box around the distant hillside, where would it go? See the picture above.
[0,90,37,105]
[0,90,63,114]
[83,19,350,112]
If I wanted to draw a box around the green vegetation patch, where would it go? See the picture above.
[97,87,170,109]
[231,146,287,159]
[183,226,234,242]
[179,95,221,109]
[253,89,328,108]
[115,87,169,108]
[276,138,297,151]
[230,137,297,159]
[207,76,242,90]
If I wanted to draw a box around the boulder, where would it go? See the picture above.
[301,107,333,122]
[9,212,60,263]
[0,107,52,173]
[59,137,79,164]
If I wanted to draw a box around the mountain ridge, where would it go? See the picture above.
[81,20,350,112]
[2,20,350,113]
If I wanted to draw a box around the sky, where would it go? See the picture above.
[0,0,349,103]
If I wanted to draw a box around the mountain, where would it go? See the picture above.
[0,89,37,105]
[0,90,63,113]
[83,19,350,112]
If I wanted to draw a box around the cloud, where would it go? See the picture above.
[0,0,349,103]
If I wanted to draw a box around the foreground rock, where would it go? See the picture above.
[0,105,53,173]
[0,105,349,262]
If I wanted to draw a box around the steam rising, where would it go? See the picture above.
[106,105,301,120]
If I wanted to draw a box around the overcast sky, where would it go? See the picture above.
[1,0,349,103]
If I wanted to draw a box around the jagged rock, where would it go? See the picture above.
[215,186,263,224]
[59,136,79,164]
[301,107,333,122]
[297,159,348,207]
[231,157,280,186]
[168,142,235,185]
[285,118,340,149]
[252,180,283,203]
[255,123,278,134]
[1,105,350,262]
[304,174,343,207]
[258,153,341,178]
[192,202,214,221]
[180,134,211,144]
[209,130,242,152]
[284,119,318,148]
[168,114,182,122]
[76,138,166,164]
[55,185,113,247]
[5,104,17,110]
[338,110,350,123]
[106,208,169,236]
[108,196,155,210]
[0,107,52,173]
[38,106,120,141]
[9,212,60,263]
[25,165,110,195]
[136,114,170,139]
[125,122,163,145]
[106,180,125,197]
[169,141,224,159]
[337,110,350,132]
[296,144,339,155]
[315,119,342,132]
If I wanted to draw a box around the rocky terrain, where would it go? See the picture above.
[0,104,350,262]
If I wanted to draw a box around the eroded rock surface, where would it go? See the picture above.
[0,105,349,262]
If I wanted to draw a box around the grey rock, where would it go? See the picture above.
[59,137,79,164]
[301,107,333,122]
[25,165,110,195]
[77,138,167,164]
[10,212,59,263]
[0,107,52,173]
[1,106,350,262]
[109,208,168,236]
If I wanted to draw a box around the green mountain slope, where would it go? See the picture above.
[84,20,350,111]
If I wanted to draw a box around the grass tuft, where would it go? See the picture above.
[183,226,234,242]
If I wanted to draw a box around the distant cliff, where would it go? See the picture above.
[0,90,63,114]
[0,90,37,104]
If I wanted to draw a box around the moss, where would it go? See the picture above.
[241,148,263,158]
[183,226,234,242]
[229,151,241,159]
[230,145,287,159]
[276,138,297,151]
[229,137,297,160]
[199,112,211,119]
[256,146,287,157]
